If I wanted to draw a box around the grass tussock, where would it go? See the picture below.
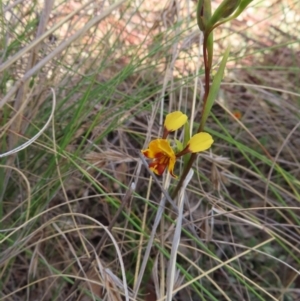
[0,0,300,300]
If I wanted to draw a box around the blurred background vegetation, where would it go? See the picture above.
[0,0,300,300]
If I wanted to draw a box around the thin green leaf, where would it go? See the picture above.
[183,121,191,168]
[200,46,230,130]
[206,0,241,29]
[213,0,254,28]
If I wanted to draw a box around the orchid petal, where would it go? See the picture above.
[187,132,214,153]
[164,111,187,132]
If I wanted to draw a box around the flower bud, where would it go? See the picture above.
[197,0,212,32]
[208,0,241,28]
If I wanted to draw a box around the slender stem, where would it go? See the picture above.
[172,32,211,199]
[202,33,210,117]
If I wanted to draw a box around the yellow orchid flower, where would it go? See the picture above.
[141,139,177,177]
[141,133,213,177]
[141,111,214,178]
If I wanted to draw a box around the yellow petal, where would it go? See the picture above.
[187,132,214,153]
[167,155,177,178]
[164,111,187,132]
[157,139,176,158]
[157,139,177,177]
[141,139,162,158]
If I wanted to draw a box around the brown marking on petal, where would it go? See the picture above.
[149,165,159,175]
[156,163,168,175]
[153,152,165,159]
[149,161,167,175]
[157,155,169,164]
[141,149,151,158]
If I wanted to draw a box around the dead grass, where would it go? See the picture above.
[1,0,300,300]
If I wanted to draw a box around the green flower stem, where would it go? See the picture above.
[172,33,211,199]
[172,0,237,198]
